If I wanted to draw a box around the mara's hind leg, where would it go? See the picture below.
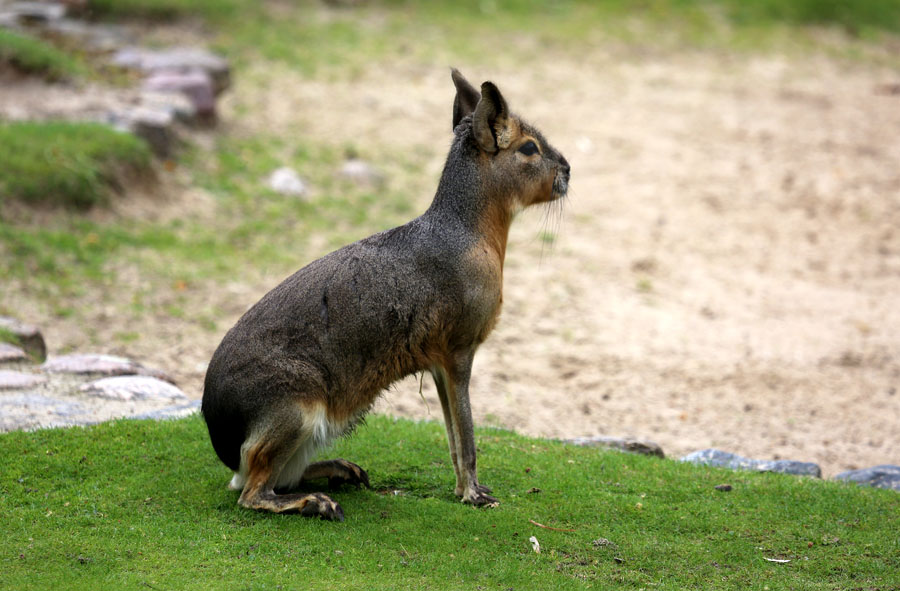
[237,421,344,521]
[298,459,370,490]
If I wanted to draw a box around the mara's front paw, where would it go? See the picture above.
[462,485,499,507]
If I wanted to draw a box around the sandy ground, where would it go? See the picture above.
[212,51,900,478]
[10,39,900,477]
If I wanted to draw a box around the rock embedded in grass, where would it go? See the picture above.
[0,369,47,390]
[834,465,900,491]
[112,46,231,95]
[680,449,822,478]
[0,392,86,431]
[0,319,195,431]
[129,400,200,420]
[41,18,127,52]
[139,90,198,125]
[79,375,186,402]
[338,158,385,188]
[565,435,665,458]
[1,10,232,165]
[41,353,175,383]
[268,166,308,197]
[0,316,47,361]
[125,106,176,157]
[0,343,28,362]
[4,1,67,25]
[142,69,216,119]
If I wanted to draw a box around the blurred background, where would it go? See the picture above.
[1,0,898,476]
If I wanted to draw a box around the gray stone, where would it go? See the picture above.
[566,435,664,458]
[338,158,385,188]
[7,1,66,23]
[680,449,822,478]
[0,393,86,431]
[0,370,47,390]
[142,69,216,118]
[0,316,47,361]
[109,46,144,68]
[129,399,200,420]
[126,106,176,157]
[79,376,186,401]
[0,11,22,28]
[834,465,900,491]
[0,342,28,362]
[267,166,308,197]
[42,19,126,52]
[139,90,197,124]
[40,353,174,383]
[41,353,135,374]
[112,47,230,95]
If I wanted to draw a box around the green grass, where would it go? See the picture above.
[0,121,153,208]
[85,1,900,77]
[0,29,86,81]
[86,0,241,22]
[0,218,226,293]
[0,415,897,590]
[720,0,900,34]
[87,0,900,36]
[0,326,19,346]
[0,132,417,310]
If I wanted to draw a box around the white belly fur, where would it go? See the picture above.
[229,402,357,491]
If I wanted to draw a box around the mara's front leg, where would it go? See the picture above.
[433,351,497,506]
[431,366,464,496]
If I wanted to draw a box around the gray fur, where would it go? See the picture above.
[202,70,570,515]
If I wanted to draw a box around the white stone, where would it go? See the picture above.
[43,353,136,374]
[80,376,186,402]
[267,167,307,197]
[40,353,174,383]
[0,370,47,390]
[575,136,593,154]
[338,158,385,187]
[0,342,27,362]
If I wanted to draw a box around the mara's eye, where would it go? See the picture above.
[518,141,539,156]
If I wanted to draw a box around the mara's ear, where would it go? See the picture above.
[472,81,511,153]
[451,68,480,130]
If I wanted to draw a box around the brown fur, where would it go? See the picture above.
[201,70,570,519]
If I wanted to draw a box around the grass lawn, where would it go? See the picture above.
[0,121,152,209]
[0,29,86,80]
[86,0,900,36]
[1,415,897,590]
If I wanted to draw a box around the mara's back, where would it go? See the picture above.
[202,215,478,469]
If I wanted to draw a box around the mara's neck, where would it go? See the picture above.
[424,154,513,265]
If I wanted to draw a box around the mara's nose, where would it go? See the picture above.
[559,155,570,174]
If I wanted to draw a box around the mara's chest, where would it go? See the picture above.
[457,242,505,343]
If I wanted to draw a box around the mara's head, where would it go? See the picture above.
[451,68,570,210]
